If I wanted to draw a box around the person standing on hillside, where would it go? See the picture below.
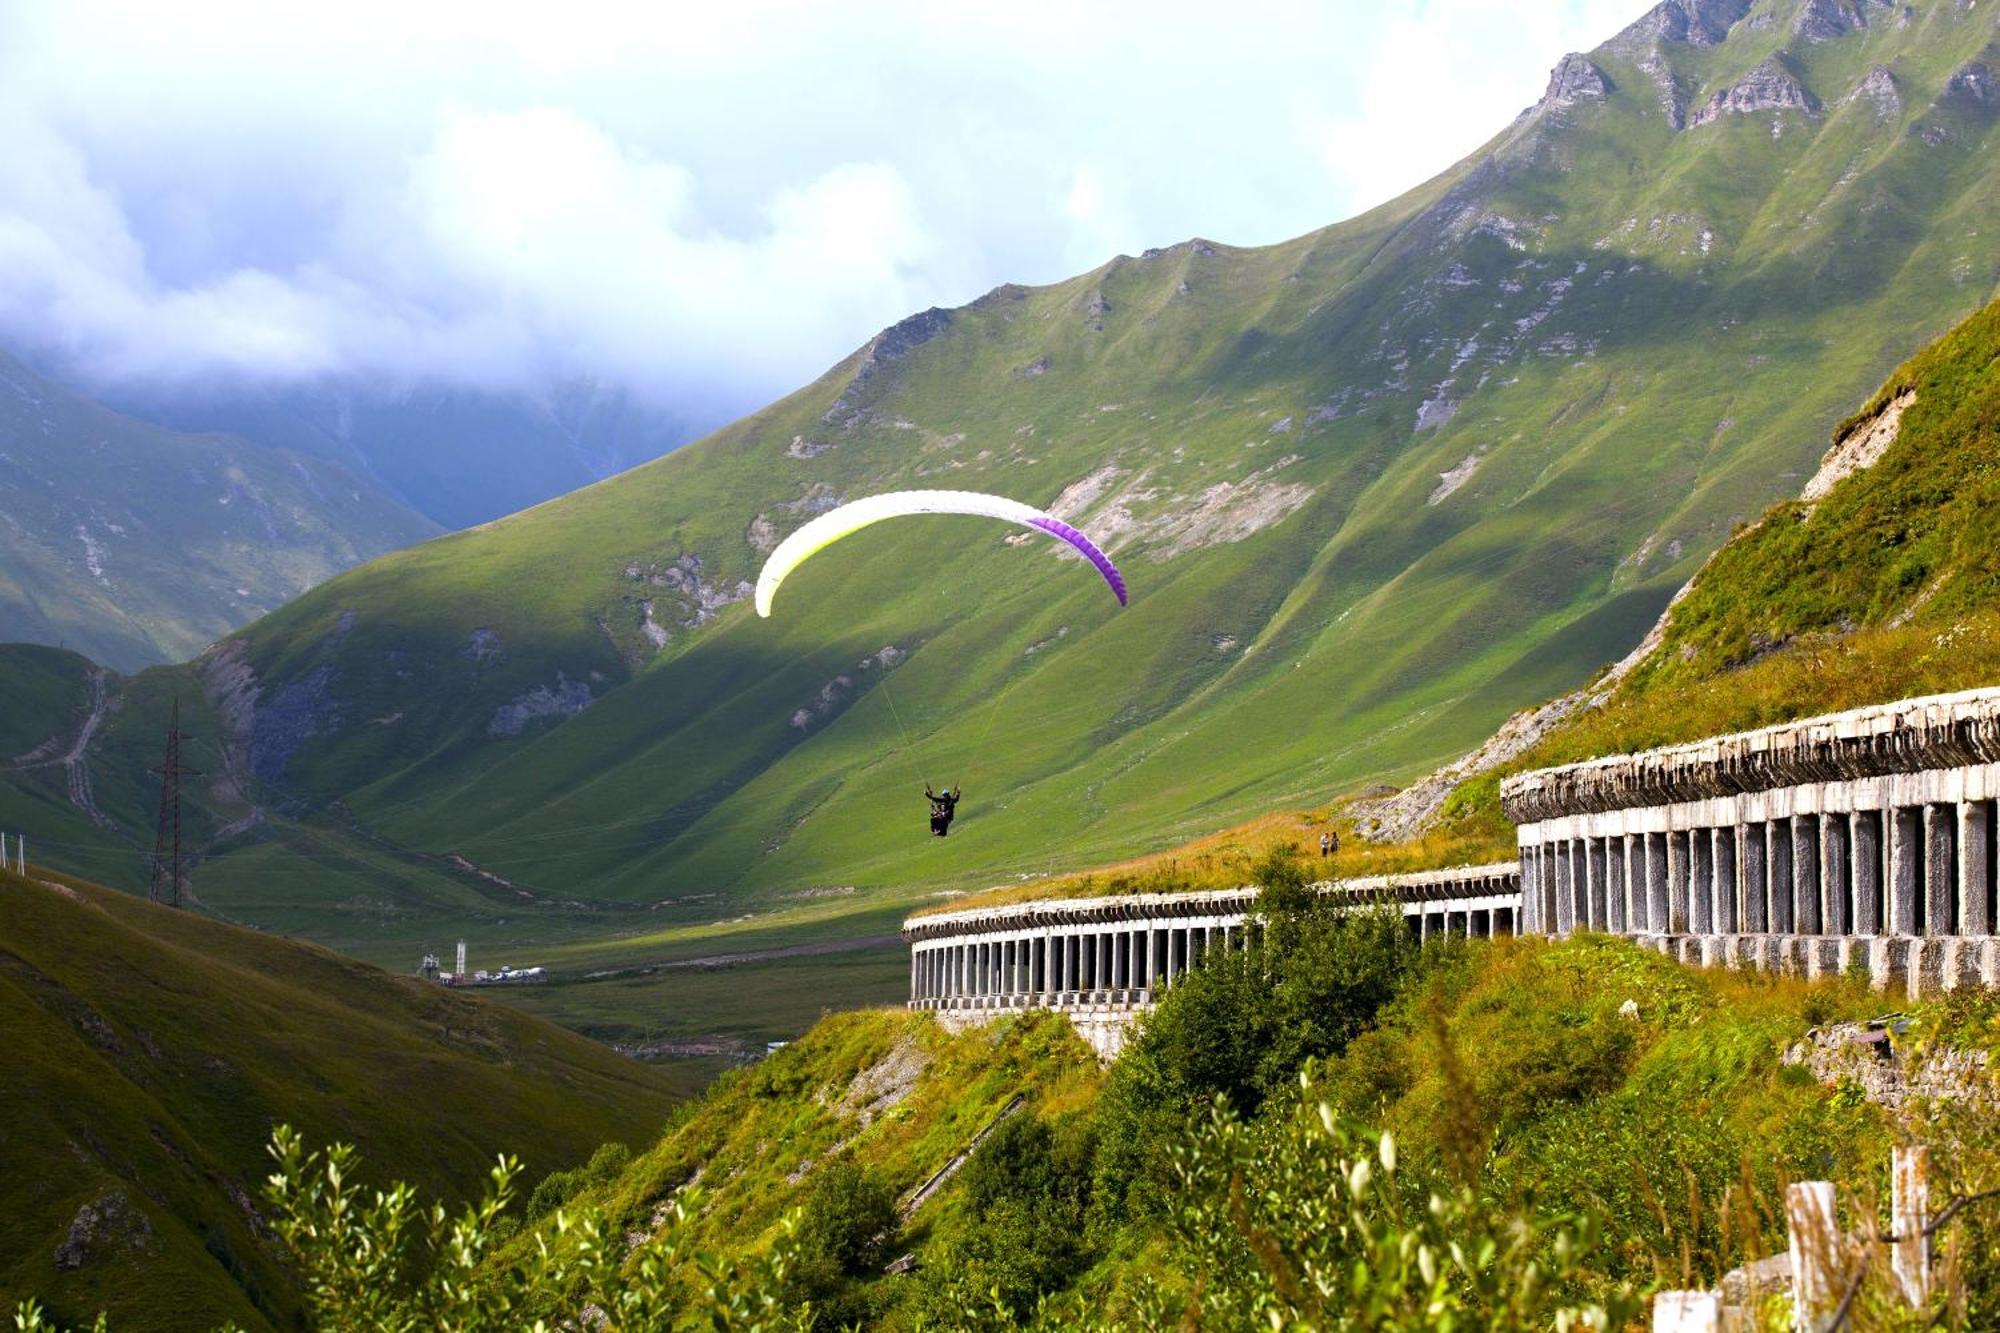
[1319,831,1332,858]
[926,784,961,836]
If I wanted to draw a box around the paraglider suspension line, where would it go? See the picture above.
[878,674,930,789]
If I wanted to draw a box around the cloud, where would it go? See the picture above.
[0,0,1648,418]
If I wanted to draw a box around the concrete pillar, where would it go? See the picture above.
[1959,800,1992,937]
[1667,830,1690,934]
[1606,836,1626,932]
[1520,848,1540,933]
[1569,839,1588,933]
[1853,811,1882,936]
[1587,837,1608,930]
[1741,823,1768,934]
[1927,805,1956,935]
[1553,843,1574,934]
[1890,806,1921,935]
[1821,814,1850,938]
[1690,830,1713,935]
[1713,826,1738,934]
[1769,821,1794,933]
[1544,844,1562,933]
[1647,832,1669,933]
[1792,817,1820,936]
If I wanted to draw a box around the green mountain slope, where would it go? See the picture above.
[0,351,439,670]
[9,0,2000,969]
[1413,288,2000,853]
[0,868,683,1331]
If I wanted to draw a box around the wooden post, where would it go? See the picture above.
[1893,1145,1931,1309]
[1651,1290,1720,1332]
[1787,1181,1841,1332]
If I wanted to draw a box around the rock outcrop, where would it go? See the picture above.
[55,1191,154,1271]
[1943,59,1995,107]
[1794,0,1896,42]
[1540,54,1612,111]
[1844,63,1902,117]
[489,674,593,737]
[1611,0,1752,53]
[1689,54,1821,126]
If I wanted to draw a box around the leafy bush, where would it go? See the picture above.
[911,1113,1101,1322]
[1152,1088,1643,1330]
[786,1154,900,1320]
[526,1139,632,1219]
[1091,877,1423,1217]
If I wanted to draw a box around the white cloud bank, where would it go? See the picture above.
[0,0,1642,416]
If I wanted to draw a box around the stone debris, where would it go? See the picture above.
[836,1033,929,1126]
[55,1191,153,1270]
[1428,453,1483,505]
[1781,1016,1991,1110]
[789,646,903,731]
[489,674,593,737]
[463,628,503,663]
[1047,458,1312,560]
[1803,387,1913,504]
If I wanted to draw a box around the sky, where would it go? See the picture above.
[0,0,1644,420]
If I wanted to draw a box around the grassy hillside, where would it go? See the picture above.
[518,929,2000,1327]
[0,352,439,670]
[1412,288,2000,855]
[159,923,2000,1330]
[4,0,1999,1018]
[0,868,684,1331]
[950,288,2000,906]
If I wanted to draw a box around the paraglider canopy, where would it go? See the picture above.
[754,489,1127,617]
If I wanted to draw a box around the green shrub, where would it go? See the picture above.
[787,1154,900,1320]
[527,1139,633,1219]
[1091,900,1422,1218]
[1153,1088,1644,1330]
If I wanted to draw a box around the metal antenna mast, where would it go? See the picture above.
[147,698,201,908]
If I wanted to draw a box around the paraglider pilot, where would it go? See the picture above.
[926,784,961,837]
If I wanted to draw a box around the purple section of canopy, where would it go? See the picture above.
[1028,516,1128,606]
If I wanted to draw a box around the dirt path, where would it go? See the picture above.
[63,668,112,827]
[578,932,903,983]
